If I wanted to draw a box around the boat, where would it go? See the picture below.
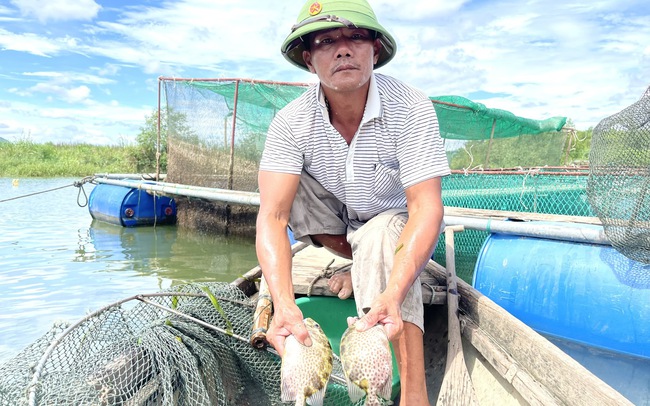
[0,228,635,405]
[241,238,633,405]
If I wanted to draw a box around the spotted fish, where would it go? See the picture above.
[281,318,333,406]
[340,320,393,406]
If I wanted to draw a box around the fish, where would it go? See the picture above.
[340,319,393,406]
[281,317,333,406]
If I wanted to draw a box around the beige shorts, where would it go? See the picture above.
[289,171,425,332]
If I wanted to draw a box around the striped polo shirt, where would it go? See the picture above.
[259,73,450,225]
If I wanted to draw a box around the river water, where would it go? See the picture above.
[0,177,259,363]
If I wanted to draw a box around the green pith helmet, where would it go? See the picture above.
[281,0,397,71]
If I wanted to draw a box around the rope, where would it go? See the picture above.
[306,259,352,297]
[1,176,96,206]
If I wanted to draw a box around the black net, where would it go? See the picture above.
[0,282,361,406]
[588,86,650,264]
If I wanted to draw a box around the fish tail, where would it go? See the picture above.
[364,394,382,406]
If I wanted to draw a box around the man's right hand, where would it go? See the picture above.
[266,299,311,357]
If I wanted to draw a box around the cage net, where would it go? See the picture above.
[588,86,650,264]
[0,282,367,406]
[162,79,309,191]
[159,78,589,280]
[436,168,594,282]
[161,78,310,236]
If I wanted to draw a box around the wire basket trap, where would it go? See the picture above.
[0,282,366,406]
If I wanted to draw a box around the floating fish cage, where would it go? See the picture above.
[473,222,650,360]
[88,183,177,227]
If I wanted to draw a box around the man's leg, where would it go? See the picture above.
[393,322,429,405]
[310,234,352,259]
[309,234,353,299]
[289,171,348,249]
[346,209,430,405]
[288,171,354,298]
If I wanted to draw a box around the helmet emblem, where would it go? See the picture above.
[309,2,323,16]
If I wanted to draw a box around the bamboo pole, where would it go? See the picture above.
[228,80,239,192]
[156,78,162,182]
[437,225,479,405]
[250,275,272,348]
[249,241,309,349]
[93,178,261,206]
[484,118,497,169]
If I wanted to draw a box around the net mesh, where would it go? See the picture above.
[161,79,309,236]
[163,79,308,191]
[0,282,367,406]
[436,168,594,282]
[159,77,592,281]
[588,86,650,264]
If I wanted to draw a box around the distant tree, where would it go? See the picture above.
[134,108,195,172]
[564,127,592,165]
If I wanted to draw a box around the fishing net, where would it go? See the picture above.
[161,78,309,236]
[0,282,370,406]
[437,167,594,282]
[159,78,574,238]
[588,86,650,264]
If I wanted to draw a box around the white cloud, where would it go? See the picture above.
[1,0,649,144]
[27,83,91,104]
[373,0,469,19]
[0,99,149,144]
[0,29,66,56]
[10,0,101,23]
[22,71,116,85]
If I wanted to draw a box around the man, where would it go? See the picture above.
[256,0,450,404]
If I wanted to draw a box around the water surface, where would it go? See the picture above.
[0,177,258,363]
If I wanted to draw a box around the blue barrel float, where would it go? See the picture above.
[473,222,650,359]
[88,183,177,227]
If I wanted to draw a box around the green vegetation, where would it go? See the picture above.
[0,107,594,177]
[447,127,593,170]
[0,141,138,177]
[0,110,170,177]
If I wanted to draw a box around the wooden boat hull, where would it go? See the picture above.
[263,245,634,405]
[431,264,632,405]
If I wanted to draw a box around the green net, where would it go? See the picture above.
[436,168,594,282]
[0,282,372,406]
[588,86,650,264]
[431,96,567,140]
[161,79,309,235]
[163,79,308,191]
[158,77,588,280]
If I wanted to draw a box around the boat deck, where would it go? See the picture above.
[290,245,447,305]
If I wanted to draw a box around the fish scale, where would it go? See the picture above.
[281,318,333,406]
[340,322,393,406]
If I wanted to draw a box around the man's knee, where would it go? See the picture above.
[310,234,352,259]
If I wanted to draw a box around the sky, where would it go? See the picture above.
[0,0,648,145]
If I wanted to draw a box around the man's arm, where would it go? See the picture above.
[355,177,444,339]
[256,170,312,355]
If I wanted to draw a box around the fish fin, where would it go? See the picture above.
[346,381,366,403]
[281,379,296,403]
[378,373,393,400]
[306,384,327,406]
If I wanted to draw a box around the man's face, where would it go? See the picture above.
[302,27,381,94]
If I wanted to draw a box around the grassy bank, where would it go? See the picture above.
[0,141,140,177]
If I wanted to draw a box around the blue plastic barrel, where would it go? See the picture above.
[473,223,650,359]
[88,183,177,227]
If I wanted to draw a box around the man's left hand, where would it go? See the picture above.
[351,292,403,340]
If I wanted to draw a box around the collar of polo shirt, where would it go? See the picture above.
[317,73,382,125]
